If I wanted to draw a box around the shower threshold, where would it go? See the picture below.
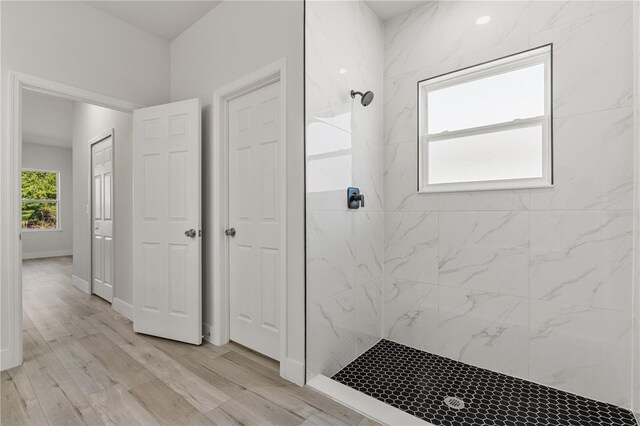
[324,339,638,426]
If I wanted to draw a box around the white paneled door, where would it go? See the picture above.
[92,135,114,302]
[228,82,282,360]
[132,99,202,345]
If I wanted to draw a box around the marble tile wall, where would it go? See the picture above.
[305,0,384,380]
[382,0,635,408]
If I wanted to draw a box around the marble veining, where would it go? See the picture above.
[438,211,530,297]
[530,211,633,312]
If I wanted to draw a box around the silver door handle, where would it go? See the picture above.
[225,228,236,237]
[185,229,196,238]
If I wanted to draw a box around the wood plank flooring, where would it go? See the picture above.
[2,257,377,426]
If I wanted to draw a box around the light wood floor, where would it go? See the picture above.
[2,256,377,426]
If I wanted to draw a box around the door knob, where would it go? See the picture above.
[185,229,197,238]
[225,228,236,237]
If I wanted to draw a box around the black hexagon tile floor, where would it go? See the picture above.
[332,339,638,426]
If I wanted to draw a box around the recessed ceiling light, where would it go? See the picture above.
[476,15,491,25]
[338,68,347,75]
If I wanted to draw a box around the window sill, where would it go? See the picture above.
[419,178,553,194]
[21,228,63,233]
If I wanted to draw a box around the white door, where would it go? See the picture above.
[228,82,282,360]
[132,98,202,345]
[92,136,114,302]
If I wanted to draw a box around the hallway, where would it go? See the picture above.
[1,257,375,426]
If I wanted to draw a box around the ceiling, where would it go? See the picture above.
[365,0,428,22]
[84,1,422,40]
[84,1,221,41]
[22,90,74,149]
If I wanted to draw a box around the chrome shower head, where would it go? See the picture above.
[351,90,374,107]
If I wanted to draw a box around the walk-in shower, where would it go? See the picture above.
[306,1,640,425]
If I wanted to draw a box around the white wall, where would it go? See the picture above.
[170,1,305,381]
[305,0,384,379]
[1,1,170,107]
[72,102,134,308]
[1,1,170,369]
[381,0,634,408]
[21,142,73,259]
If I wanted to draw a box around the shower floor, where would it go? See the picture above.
[332,339,638,426]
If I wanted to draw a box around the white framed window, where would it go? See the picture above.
[21,169,60,231]
[418,44,553,193]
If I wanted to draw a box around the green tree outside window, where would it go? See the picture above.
[21,170,59,230]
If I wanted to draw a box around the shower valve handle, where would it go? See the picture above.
[352,193,364,207]
[347,187,365,209]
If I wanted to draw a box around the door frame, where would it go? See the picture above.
[89,129,115,303]
[2,71,139,370]
[212,59,288,374]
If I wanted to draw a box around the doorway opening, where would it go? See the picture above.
[3,72,138,370]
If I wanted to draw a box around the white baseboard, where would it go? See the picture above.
[0,348,18,372]
[200,321,304,386]
[283,357,305,386]
[202,322,214,344]
[307,375,432,426]
[22,249,72,260]
[112,297,133,320]
[71,274,90,294]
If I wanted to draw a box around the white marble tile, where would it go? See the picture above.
[530,211,633,312]
[384,211,438,284]
[307,190,349,213]
[384,278,438,353]
[353,68,384,148]
[354,211,383,286]
[306,0,359,60]
[439,189,530,211]
[355,0,384,78]
[383,142,438,212]
[530,299,632,408]
[355,280,382,355]
[438,287,529,378]
[437,1,530,63]
[306,23,359,118]
[530,108,633,211]
[530,5,633,118]
[436,35,531,76]
[352,139,383,212]
[383,66,435,146]
[526,1,601,32]
[307,211,356,302]
[306,116,353,202]
[383,1,439,79]
[438,211,530,297]
[307,289,357,378]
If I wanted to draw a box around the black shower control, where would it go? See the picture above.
[347,187,364,209]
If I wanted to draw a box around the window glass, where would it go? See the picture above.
[427,125,543,184]
[21,170,58,230]
[427,63,545,134]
